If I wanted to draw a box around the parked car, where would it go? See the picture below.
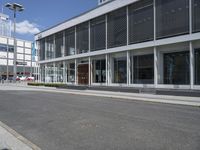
[16,76,27,81]
[27,76,35,81]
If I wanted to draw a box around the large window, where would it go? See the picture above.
[107,7,127,48]
[129,0,154,44]
[55,32,64,58]
[111,53,127,83]
[46,36,54,59]
[67,62,75,83]
[164,51,190,85]
[46,63,54,83]
[156,0,189,39]
[90,15,106,51]
[192,0,200,32]
[65,27,75,56]
[132,54,154,84]
[195,49,200,85]
[55,62,63,82]
[76,22,89,54]
[39,39,45,61]
[92,59,106,83]
[0,44,7,52]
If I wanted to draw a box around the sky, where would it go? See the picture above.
[0,0,98,41]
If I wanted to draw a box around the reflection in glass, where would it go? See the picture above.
[164,51,190,84]
[132,54,154,84]
[192,0,200,32]
[107,7,127,48]
[129,0,154,44]
[67,63,75,83]
[113,57,127,83]
[156,0,189,38]
[92,59,106,83]
[90,15,106,51]
[65,27,75,56]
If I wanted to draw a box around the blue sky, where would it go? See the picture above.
[0,0,97,41]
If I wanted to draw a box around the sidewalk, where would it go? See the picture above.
[0,83,200,107]
[0,121,40,150]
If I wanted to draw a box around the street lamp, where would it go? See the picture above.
[5,3,24,82]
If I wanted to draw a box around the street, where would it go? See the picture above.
[0,90,200,150]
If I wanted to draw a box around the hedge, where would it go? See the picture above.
[28,82,65,87]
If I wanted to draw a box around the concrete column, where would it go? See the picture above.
[127,51,131,85]
[154,47,158,87]
[75,59,77,85]
[6,37,9,81]
[106,54,108,85]
[45,64,47,83]
[190,42,194,89]
[53,62,56,83]
[89,57,91,86]
[63,61,66,83]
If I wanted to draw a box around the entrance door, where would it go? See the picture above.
[78,63,89,85]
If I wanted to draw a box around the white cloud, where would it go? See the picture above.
[13,20,40,35]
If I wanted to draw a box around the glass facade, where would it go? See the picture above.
[164,51,190,85]
[129,0,154,44]
[46,63,54,83]
[46,36,54,59]
[76,22,89,54]
[92,59,106,83]
[90,15,106,51]
[55,32,64,58]
[39,39,45,61]
[192,0,200,32]
[67,62,75,83]
[107,7,127,48]
[55,62,63,82]
[65,27,75,56]
[156,0,189,39]
[132,54,154,84]
[195,49,200,85]
[111,54,127,83]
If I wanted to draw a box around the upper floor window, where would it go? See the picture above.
[156,0,189,39]
[129,0,154,44]
[192,0,200,32]
[76,22,89,54]
[65,27,75,56]
[90,15,106,51]
[107,7,127,48]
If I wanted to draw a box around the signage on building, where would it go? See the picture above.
[16,61,27,65]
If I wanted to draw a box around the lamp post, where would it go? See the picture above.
[5,3,24,82]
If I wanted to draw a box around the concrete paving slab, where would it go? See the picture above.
[0,121,40,150]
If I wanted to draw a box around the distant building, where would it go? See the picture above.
[0,13,11,37]
[0,36,38,79]
[98,0,111,5]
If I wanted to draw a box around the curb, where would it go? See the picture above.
[0,121,41,150]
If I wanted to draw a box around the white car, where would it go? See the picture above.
[27,76,35,81]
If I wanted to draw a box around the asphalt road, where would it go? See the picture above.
[0,90,200,150]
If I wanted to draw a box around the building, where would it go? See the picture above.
[35,0,200,90]
[0,13,11,37]
[0,35,38,79]
[98,0,111,5]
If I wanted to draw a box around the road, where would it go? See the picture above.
[0,90,200,150]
